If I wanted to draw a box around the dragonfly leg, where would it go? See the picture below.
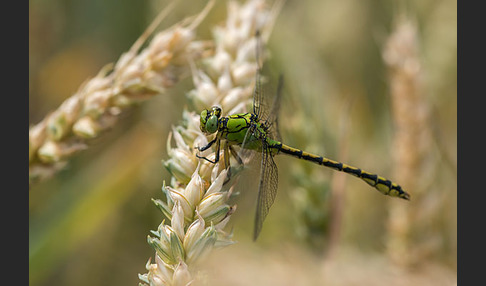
[223,141,231,170]
[222,141,237,185]
[196,137,221,164]
[222,145,246,185]
[196,136,218,152]
[229,145,244,165]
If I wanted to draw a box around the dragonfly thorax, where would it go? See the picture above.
[200,106,222,134]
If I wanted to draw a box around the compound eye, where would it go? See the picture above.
[205,115,219,134]
[199,110,208,132]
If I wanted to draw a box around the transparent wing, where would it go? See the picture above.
[264,74,284,142]
[253,141,278,240]
[252,66,264,119]
[237,122,258,164]
[252,30,265,119]
[251,69,284,139]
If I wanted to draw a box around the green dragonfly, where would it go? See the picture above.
[196,68,410,241]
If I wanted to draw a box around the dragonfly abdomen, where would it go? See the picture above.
[275,142,410,200]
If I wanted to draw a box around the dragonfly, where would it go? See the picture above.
[196,66,410,241]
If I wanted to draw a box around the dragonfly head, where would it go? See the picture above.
[200,106,222,134]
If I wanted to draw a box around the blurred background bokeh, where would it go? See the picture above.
[29,0,456,285]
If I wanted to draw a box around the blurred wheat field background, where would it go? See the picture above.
[29,0,457,285]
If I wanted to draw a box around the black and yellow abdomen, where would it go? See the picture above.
[272,142,410,200]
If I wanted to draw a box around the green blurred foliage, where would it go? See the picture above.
[29,0,456,285]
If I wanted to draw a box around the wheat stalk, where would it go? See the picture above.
[138,0,282,285]
[382,15,431,267]
[29,2,213,186]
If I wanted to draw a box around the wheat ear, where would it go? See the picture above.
[29,2,213,186]
[383,15,431,267]
[139,1,282,285]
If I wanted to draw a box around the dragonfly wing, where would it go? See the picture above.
[237,123,258,164]
[253,141,278,240]
[265,74,284,142]
[252,67,264,119]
